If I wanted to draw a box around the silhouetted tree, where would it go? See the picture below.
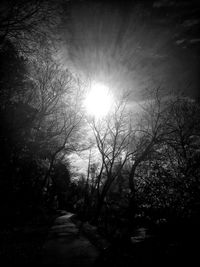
[87,98,132,223]
[0,41,84,221]
[0,0,60,53]
[128,96,200,224]
[25,52,84,197]
[126,89,171,224]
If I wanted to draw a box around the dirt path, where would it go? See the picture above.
[41,212,99,265]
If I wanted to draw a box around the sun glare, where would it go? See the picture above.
[84,82,113,119]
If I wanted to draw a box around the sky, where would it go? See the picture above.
[58,0,200,176]
[59,0,200,102]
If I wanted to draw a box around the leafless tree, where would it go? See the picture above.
[122,89,173,222]
[135,96,200,220]
[162,96,200,184]
[88,98,132,222]
[0,0,60,53]
[25,53,84,190]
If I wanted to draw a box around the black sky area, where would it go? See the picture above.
[62,0,200,101]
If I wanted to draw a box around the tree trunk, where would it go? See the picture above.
[92,174,113,224]
[128,164,137,229]
[43,157,54,189]
[92,194,105,224]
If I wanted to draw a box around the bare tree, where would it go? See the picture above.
[85,87,178,227]
[134,96,200,221]
[162,97,200,185]
[125,89,173,223]
[88,98,132,222]
[0,0,60,52]
[25,53,84,190]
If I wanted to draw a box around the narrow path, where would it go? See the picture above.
[41,212,99,265]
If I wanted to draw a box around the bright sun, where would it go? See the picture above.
[84,82,113,119]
